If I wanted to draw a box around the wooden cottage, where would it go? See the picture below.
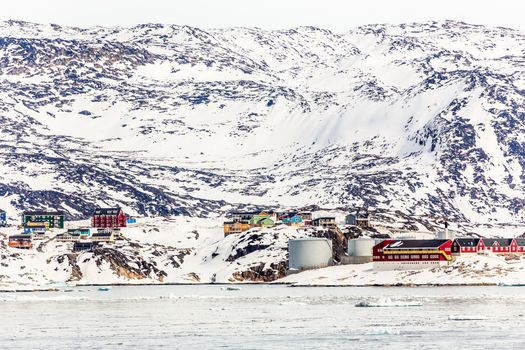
[8,234,33,249]
[69,228,90,237]
[224,221,251,236]
[451,238,485,255]
[73,241,95,252]
[516,238,525,253]
[24,223,47,240]
[57,228,91,242]
[345,211,371,228]
[22,210,65,229]
[482,238,516,254]
[282,214,304,226]
[312,217,336,227]
[91,207,126,228]
[249,216,275,228]
[91,231,116,243]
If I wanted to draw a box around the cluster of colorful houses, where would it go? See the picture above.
[6,207,131,251]
[223,209,370,236]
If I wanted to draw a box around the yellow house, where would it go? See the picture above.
[224,221,251,236]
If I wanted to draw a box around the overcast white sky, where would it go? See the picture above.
[2,0,524,32]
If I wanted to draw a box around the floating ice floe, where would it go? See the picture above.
[448,315,488,321]
[355,297,422,307]
[223,286,241,291]
[367,327,401,335]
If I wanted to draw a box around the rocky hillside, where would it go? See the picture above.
[0,20,524,224]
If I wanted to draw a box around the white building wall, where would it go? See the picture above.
[373,260,449,271]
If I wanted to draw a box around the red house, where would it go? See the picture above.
[373,239,453,270]
[516,239,525,253]
[91,207,126,228]
[482,239,515,254]
[452,238,485,255]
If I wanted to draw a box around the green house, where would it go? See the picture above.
[22,211,65,229]
[249,216,274,228]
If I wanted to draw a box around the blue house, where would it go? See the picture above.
[282,215,304,226]
[0,210,6,227]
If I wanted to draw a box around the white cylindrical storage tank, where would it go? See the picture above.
[348,238,375,257]
[288,238,332,270]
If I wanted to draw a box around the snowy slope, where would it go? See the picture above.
[0,20,524,225]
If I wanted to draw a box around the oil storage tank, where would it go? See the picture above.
[288,238,332,271]
[345,238,375,264]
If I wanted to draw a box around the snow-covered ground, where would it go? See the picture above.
[277,255,525,286]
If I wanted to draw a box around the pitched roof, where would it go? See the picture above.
[515,238,525,247]
[455,238,481,247]
[384,239,449,249]
[9,234,32,240]
[67,228,90,233]
[257,217,274,224]
[23,210,65,216]
[92,232,113,237]
[482,238,514,247]
[93,207,122,215]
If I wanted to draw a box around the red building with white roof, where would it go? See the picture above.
[373,239,453,271]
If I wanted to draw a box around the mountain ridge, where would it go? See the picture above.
[0,19,524,224]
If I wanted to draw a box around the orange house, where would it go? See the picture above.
[8,235,33,249]
[223,221,251,236]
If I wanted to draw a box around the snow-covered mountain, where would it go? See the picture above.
[1,19,525,224]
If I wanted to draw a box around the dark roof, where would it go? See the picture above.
[348,211,370,218]
[23,211,65,216]
[73,241,94,249]
[68,228,90,233]
[384,239,449,249]
[9,234,32,240]
[515,239,525,247]
[93,207,122,215]
[74,241,93,245]
[92,232,112,237]
[256,217,273,224]
[313,217,336,221]
[455,238,481,247]
[66,231,81,236]
[482,238,514,247]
